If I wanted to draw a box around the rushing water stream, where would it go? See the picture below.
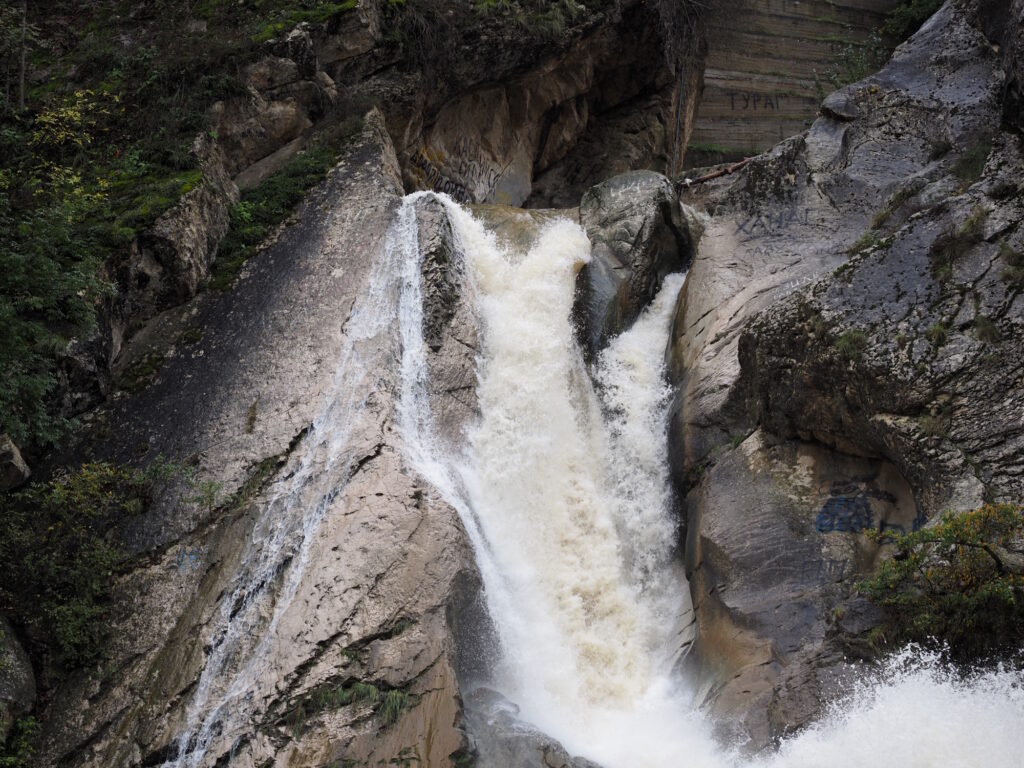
[168,193,1024,768]
[402,195,1024,768]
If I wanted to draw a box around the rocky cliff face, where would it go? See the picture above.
[44,0,706,453]
[668,0,1024,749]
[14,0,1024,765]
[203,0,703,211]
[36,114,481,768]
[689,0,902,165]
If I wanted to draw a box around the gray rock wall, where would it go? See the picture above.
[668,0,1024,750]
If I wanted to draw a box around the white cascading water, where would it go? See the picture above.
[168,191,1024,768]
[397,195,1024,768]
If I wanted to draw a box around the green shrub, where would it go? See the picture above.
[929,211,986,284]
[974,315,1000,343]
[209,143,348,291]
[379,689,413,725]
[847,231,880,256]
[959,205,988,240]
[251,1,357,43]
[287,679,416,736]
[0,716,38,768]
[951,138,992,186]
[872,183,922,229]
[858,504,1024,659]
[881,0,943,39]
[822,30,888,90]
[999,241,1024,287]
[835,329,869,360]
[925,321,948,346]
[0,461,178,668]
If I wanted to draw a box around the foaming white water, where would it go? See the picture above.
[393,195,1024,768]
[756,649,1024,768]
[391,195,718,767]
[168,191,1024,768]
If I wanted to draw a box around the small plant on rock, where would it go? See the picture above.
[973,315,1000,343]
[999,241,1024,288]
[929,210,987,284]
[950,138,992,187]
[847,231,880,256]
[926,321,949,346]
[835,329,869,360]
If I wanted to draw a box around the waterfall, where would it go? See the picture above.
[166,192,1024,768]
[396,195,1024,768]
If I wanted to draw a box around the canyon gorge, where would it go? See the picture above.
[1,1,1024,767]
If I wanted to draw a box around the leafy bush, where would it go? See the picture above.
[0,716,38,768]
[859,504,1024,659]
[882,0,943,40]
[822,31,888,91]
[0,107,112,447]
[209,143,348,290]
[0,461,178,668]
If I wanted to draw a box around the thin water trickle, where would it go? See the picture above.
[163,198,420,768]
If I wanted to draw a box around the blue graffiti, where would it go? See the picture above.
[170,546,204,573]
[815,494,873,533]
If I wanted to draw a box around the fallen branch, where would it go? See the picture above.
[684,157,753,186]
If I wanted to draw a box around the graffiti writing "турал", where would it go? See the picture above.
[727,91,789,111]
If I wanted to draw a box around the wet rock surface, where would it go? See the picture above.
[38,114,480,768]
[670,1,1024,750]
[575,170,696,357]
[462,689,603,768]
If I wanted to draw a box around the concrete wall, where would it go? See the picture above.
[687,0,901,167]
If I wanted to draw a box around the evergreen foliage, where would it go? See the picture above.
[882,0,944,39]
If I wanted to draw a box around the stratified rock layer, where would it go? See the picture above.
[688,0,901,165]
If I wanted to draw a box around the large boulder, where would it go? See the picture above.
[0,436,29,492]
[0,616,35,743]
[575,170,696,357]
[671,1,1019,749]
